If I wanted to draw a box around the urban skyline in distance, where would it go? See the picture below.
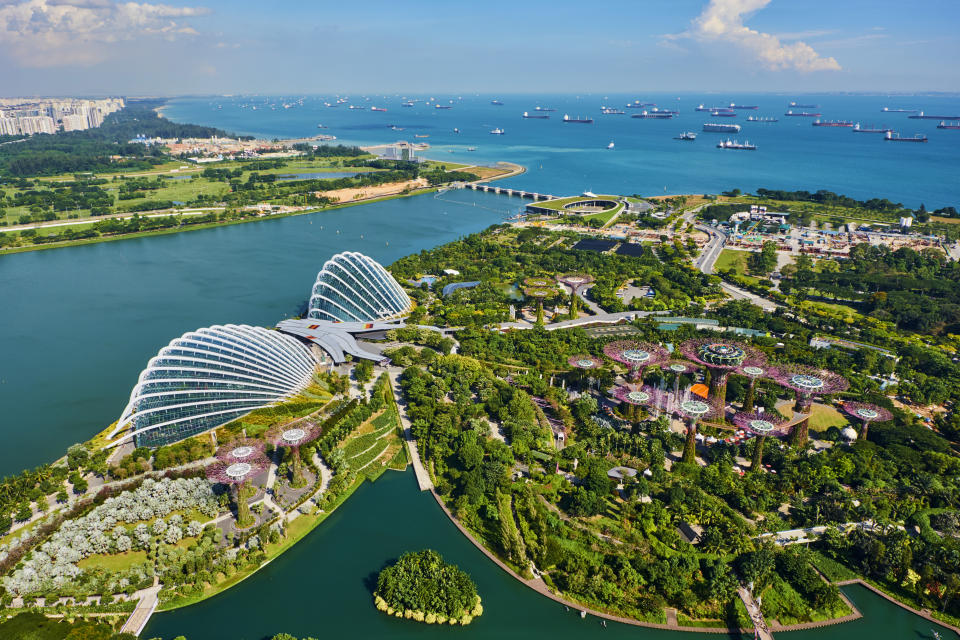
[0,0,958,96]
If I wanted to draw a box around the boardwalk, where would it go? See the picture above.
[120,582,160,636]
[739,587,775,640]
[388,370,432,491]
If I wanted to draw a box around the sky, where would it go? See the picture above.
[0,0,958,96]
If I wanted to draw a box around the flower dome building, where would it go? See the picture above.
[108,324,318,448]
[307,251,412,323]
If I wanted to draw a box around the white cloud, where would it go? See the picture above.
[0,0,209,67]
[671,0,841,72]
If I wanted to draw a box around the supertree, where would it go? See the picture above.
[660,361,700,412]
[679,339,767,414]
[771,365,849,446]
[733,411,788,471]
[737,364,774,413]
[612,384,663,425]
[842,402,893,442]
[557,273,594,291]
[568,355,603,370]
[267,422,321,488]
[677,398,719,465]
[206,439,269,528]
[603,340,669,381]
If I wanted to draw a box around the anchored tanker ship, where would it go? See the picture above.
[702,122,741,133]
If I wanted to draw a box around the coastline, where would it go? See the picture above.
[0,161,524,257]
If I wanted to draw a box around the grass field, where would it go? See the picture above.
[714,248,750,274]
[78,550,148,573]
[777,402,849,432]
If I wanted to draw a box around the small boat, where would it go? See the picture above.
[371,106,387,112]
[401,101,414,107]
[317,124,327,128]
[490,128,505,135]
[534,106,557,112]
[414,134,429,138]
[607,141,615,149]
[675,131,697,140]
[435,104,452,110]
[467,147,477,151]
[491,99,504,105]
[523,111,550,119]
[580,610,587,619]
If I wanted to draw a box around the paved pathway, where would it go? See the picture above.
[387,370,432,491]
[739,587,775,640]
[119,580,161,636]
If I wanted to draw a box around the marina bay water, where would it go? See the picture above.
[162,93,960,208]
[144,469,954,640]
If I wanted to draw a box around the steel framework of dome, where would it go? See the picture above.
[307,251,412,323]
[109,325,318,448]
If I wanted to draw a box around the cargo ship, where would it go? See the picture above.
[675,131,697,140]
[703,122,741,133]
[534,106,557,112]
[717,139,756,150]
[711,110,737,117]
[626,101,656,108]
[909,111,960,120]
[852,123,892,133]
[881,107,918,113]
[728,103,759,109]
[785,110,822,117]
[652,107,679,115]
[401,102,414,107]
[789,102,819,108]
[812,120,854,127]
[601,107,626,115]
[370,106,387,112]
[746,116,778,122]
[348,105,363,110]
[491,100,504,105]
[885,131,927,142]
[937,121,960,130]
[434,104,452,110]
[522,111,550,119]
[631,110,674,119]
[490,128,505,135]
[562,114,594,123]
[696,104,724,112]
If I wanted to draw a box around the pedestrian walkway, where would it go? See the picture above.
[120,580,161,636]
[738,586,775,640]
[388,370,432,491]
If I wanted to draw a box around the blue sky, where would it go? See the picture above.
[1,0,957,95]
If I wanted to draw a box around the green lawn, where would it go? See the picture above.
[777,402,849,432]
[78,550,148,573]
[714,248,749,274]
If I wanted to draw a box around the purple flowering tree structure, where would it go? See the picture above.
[207,439,269,528]
[737,364,773,413]
[678,399,718,465]
[842,402,893,441]
[568,355,603,370]
[733,411,787,471]
[557,274,594,320]
[603,340,669,382]
[679,339,767,415]
[662,361,699,406]
[267,422,321,488]
[612,384,661,423]
[772,365,849,446]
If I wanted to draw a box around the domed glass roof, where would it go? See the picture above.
[308,252,412,323]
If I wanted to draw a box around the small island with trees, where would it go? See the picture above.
[374,549,483,625]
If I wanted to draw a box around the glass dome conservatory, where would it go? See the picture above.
[109,324,317,448]
[308,251,412,323]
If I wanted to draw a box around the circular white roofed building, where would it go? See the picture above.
[109,324,318,448]
[308,251,412,323]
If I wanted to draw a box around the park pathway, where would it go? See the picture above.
[387,369,432,491]
[119,580,161,636]
[738,587,774,640]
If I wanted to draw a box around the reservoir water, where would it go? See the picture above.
[162,93,960,208]
[144,469,955,640]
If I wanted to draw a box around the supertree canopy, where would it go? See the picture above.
[613,384,661,407]
[557,273,595,289]
[603,341,669,380]
[771,364,848,446]
[207,438,269,528]
[733,411,787,471]
[676,398,719,465]
[842,401,893,441]
[523,276,554,288]
[737,363,773,413]
[568,355,603,370]
[679,339,766,410]
[267,422,321,488]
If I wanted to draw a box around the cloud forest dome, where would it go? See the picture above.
[308,251,412,323]
[109,325,318,448]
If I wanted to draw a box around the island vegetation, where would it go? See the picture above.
[373,549,482,624]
